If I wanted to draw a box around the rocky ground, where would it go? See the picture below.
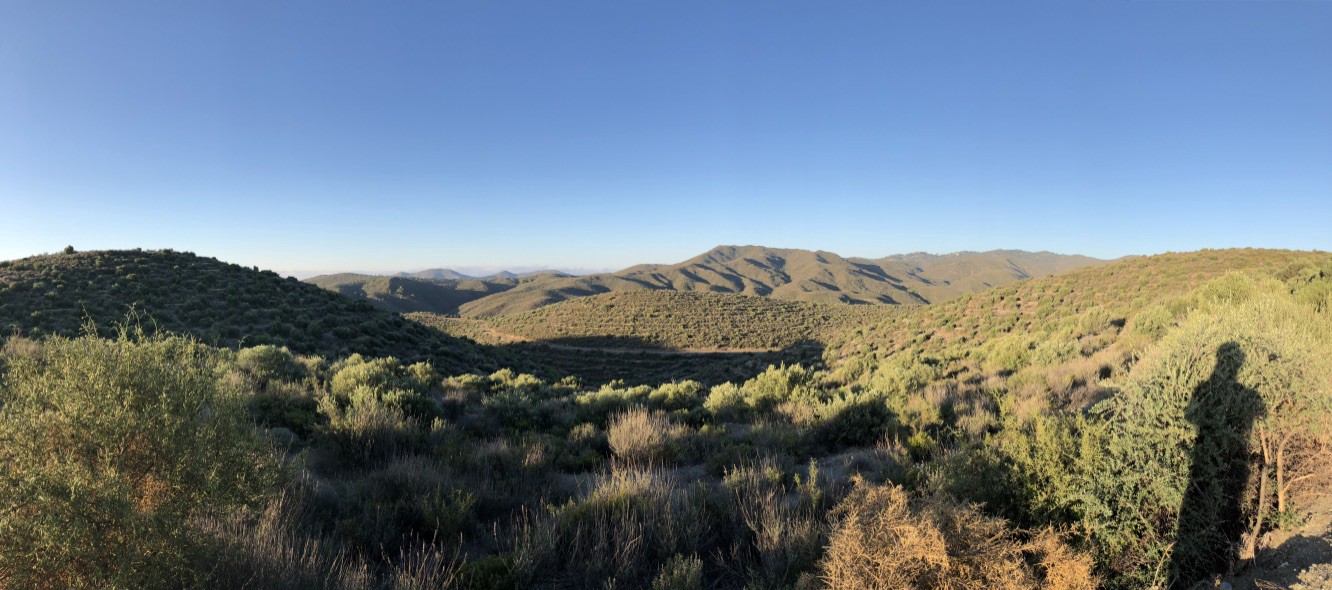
[1218,495,1332,590]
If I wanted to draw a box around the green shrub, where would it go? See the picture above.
[0,330,281,589]
[249,387,325,438]
[236,344,307,388]
[651,554,703,590]
[1074,282,1332,588]
[704,382,746,420]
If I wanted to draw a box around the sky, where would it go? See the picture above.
[2,1,1330,275]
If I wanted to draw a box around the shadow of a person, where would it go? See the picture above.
[1172,342,1266,587]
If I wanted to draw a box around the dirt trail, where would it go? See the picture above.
[451,318,783,356]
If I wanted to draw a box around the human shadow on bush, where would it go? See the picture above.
[1172,342,1265,587]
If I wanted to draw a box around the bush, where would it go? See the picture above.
[652,554,703,590]
[704,382,746,420]
[0,330,281,589]
[514,467,709,587]
[820,482,1093,590]
[249,386,325,438]
[1078,285,1332,588]
[607,408,690,464]
[236,344,307,388]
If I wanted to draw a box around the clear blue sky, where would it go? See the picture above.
[3,1,1329,274]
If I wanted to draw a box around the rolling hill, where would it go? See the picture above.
[456,245,1107,317]
[480,290,896,350]
[823,248,1332,389]
[305,273,520,315]
[0,249,494,372]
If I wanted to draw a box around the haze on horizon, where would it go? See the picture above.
[3,1,1330,274]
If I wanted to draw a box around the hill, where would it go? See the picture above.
[457,245,1106,317]
[400,268,572,280]
[9,247,1331,590]
[306,273,519,315]
[0,249,493,372]
[482,290,895,350]
[406,310,816,385]
[823,248,1327,383]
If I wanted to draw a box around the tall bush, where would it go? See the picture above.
[0,330,280,589]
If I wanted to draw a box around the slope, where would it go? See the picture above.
[0,249,493,372]
[482,290,895,350]
[306,273,519,315]
[824,248,1332,388]
[457,245,1106,317]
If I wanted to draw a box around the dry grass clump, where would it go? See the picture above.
[607,407,690,463]
[1024,528,1097,590]
[820,482,1094,590]
[196,493,375,590]
[513,466,709,587]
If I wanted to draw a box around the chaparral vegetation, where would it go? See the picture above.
[1,247,1329,589]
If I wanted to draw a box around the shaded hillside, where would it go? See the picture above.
[458,245,1106,317]
[0,249,492,372]
[306,273,518,315]
[484,290,895,350]
[406,310,814,385]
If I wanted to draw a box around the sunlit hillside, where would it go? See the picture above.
[5,247,1329,589]
[485,290,894,350]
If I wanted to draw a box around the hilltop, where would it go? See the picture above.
[458,245,1106,317]
[0,249,492,372]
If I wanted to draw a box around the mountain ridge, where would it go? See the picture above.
[455,245,1108,317]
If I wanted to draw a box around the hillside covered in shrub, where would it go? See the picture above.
[2,248,1330,589]
[306,273,524,316]
[0,249,493,373]
[485,290,894,350]
[459,245,1106,317]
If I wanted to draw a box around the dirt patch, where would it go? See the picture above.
[1219,495,1332,590]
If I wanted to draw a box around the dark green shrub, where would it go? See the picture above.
[236,344,307,388]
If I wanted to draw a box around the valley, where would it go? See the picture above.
[3,245,1330,589]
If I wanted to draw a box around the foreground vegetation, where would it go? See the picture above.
[1,248,1329,589]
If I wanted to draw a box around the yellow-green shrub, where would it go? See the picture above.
[0,330,280,589]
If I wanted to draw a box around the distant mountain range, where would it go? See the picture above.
[307,245,1107,317]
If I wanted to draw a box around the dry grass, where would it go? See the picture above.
[196,493,375,590]
[607,408,690,464]
[820,481,1095,590]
